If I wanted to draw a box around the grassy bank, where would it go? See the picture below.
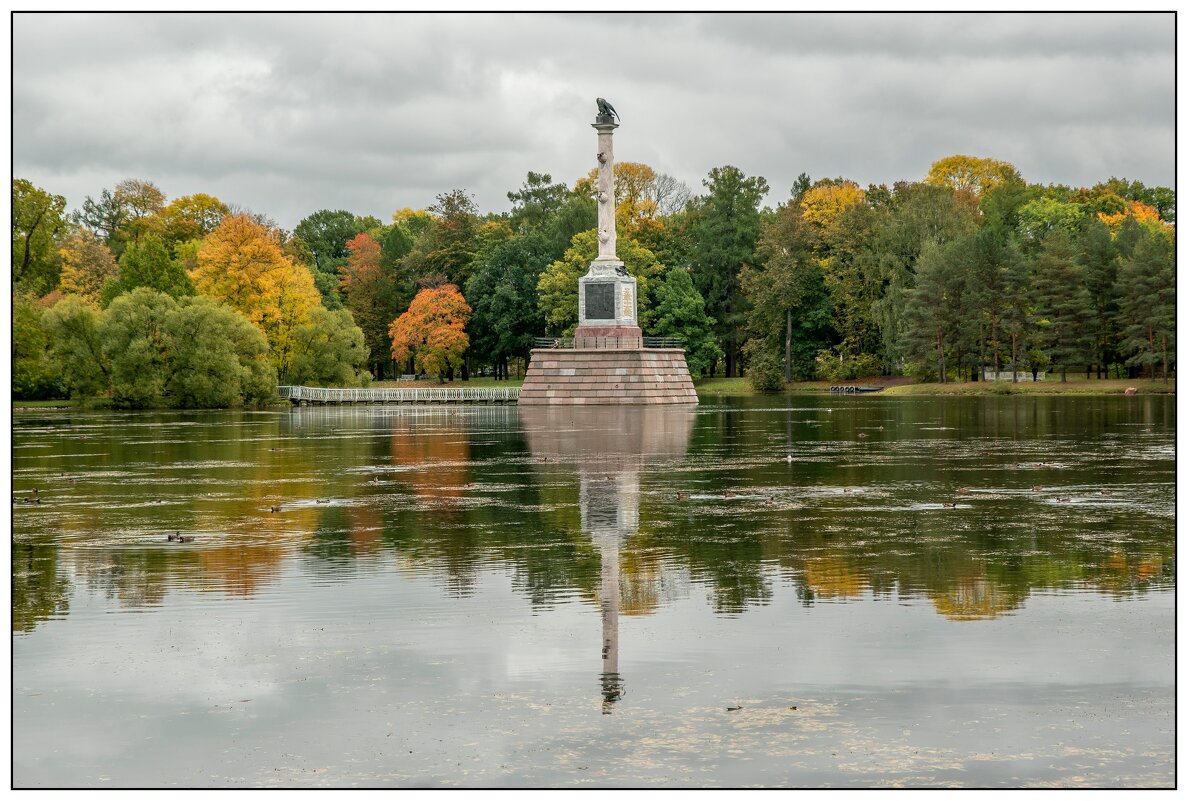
[880,378,1174,396]
[693,376,1174,397]
[13,400,78,410]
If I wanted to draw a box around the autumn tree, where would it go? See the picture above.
[58,227,118,306]
[576,162,691,240]
[799,180,881,365]
[191,214,323,378]
[293,209,377,306]
[153,193,229,249]
[73,178,167,257]
[924,155,1021,198]
[389,284,471,381]
[13,178,67,295]
[111,179,167,250]
[340,232,405,379]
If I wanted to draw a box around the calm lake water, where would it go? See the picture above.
[11,395,1175,788]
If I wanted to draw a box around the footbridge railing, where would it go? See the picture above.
[278,385,521,405]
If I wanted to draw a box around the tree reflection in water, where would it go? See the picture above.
[10,397,1176,637]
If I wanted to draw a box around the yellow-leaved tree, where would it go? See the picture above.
[924,155,1021,197]
[58,227,118,307]
[799,180,866,231]
[190,214,322,379]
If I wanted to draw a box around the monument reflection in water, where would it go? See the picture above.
[520,405,695,713]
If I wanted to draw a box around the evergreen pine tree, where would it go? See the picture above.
[1031,230,1095,381]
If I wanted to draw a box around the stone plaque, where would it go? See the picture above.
[585,283,615,320]
[621,285,634,321]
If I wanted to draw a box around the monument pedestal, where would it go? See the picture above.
[573,324,642,349]
[519,347,697,405]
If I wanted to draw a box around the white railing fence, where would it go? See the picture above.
[279,385,521,404]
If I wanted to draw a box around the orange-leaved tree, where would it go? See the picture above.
[388,284,471,381]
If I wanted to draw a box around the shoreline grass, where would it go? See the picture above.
[693,376,1174,397]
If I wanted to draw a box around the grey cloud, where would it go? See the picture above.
[12,12,1174,230]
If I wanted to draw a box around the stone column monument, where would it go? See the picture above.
[575,101,641,349]
[519,99,697,406]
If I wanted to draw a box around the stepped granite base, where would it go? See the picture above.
[519,347,698,406]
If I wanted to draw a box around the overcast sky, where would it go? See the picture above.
[12,11,1175,230]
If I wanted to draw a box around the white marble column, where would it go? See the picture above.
[592,120,619,262]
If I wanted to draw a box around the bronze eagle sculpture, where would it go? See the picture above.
[596,97,619,121]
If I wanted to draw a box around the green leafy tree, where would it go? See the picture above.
[164,296,276,407]
[1117,229,1175,380]
[103,235,195,304]
[12,178,67,294]
[465,230,551,378]
[901,239,966,383]
[99,288,178,407]
[73,187,126,249]
[650,265,721,376]
[863,182,979,371]
[743,201,834,382]
[1016,196,1087,253]
[13,294,61,399]
[507,172,569,232]
[685,165,769,376]
[400,190,482,288]
[1077,218,1121,375]
[43,295,109,399]
[294,209,374,307]
[543,189,597,262]
[536,230,661,336]
[287,307,372,387]
[960,225,1029,378]
[1031,229,1094,381]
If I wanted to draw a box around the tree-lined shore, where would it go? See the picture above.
[12,154,1174,408]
